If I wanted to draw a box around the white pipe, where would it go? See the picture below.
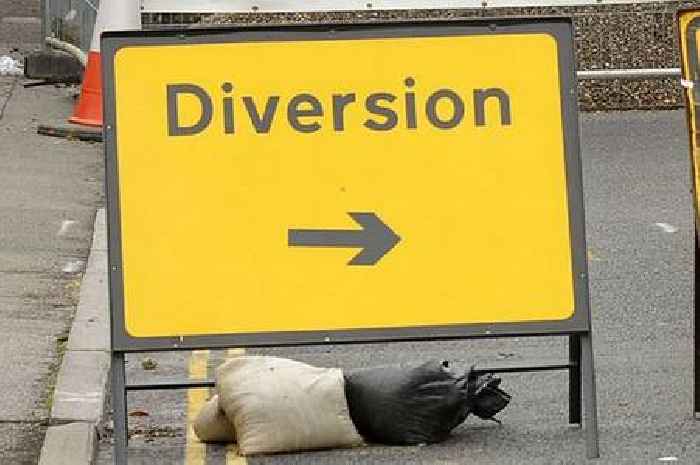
[45,36,88,67]
[577,68,681,80]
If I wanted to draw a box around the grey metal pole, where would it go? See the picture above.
[581,332,600,458]
[695,233,699,419]
[111,351,129,465]
[569,334,582,425]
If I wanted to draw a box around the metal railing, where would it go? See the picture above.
[41,0,99,51]
[140,0,679,13]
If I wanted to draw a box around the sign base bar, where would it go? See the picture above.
[123,360,578,391]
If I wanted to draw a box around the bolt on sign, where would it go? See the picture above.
[103,17,599,463]
[104,19,592,349]
[677,8,700,419]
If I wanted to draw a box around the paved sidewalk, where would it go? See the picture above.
[0,54,103,463]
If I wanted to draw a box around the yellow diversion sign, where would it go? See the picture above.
[103,19,590,350]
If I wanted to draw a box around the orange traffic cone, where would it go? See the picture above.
[69,1,141,127]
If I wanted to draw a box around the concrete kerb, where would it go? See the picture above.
[38,209,109,465]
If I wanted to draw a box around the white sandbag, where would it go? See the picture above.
[216,356,364,455]
[193,394,236,443]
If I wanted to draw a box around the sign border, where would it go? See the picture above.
[102,17,591,352]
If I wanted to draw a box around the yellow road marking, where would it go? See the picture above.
[225,348,247,465]
[226,444,246,465]
[185,350,209,465]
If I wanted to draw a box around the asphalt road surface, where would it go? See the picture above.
[97,109,699,464]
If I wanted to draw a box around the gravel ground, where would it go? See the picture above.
[144,1,699,111]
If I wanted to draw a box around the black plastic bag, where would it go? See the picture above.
[343,360,510,445]
[468,372,512,423]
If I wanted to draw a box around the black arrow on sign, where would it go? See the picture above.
[288,212,401,266]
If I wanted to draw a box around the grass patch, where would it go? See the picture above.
[43,330,70,413]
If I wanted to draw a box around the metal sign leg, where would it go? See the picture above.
[111,351,129,465]
[569,334,582,425]
[580,332,600,458]
[695,232,699,419]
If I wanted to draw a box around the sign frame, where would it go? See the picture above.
[104,18,599,463]
[103,17,592,353]
[677,7,700,419]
